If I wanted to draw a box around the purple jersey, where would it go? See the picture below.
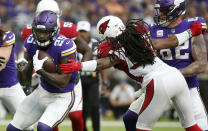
[150,17,207,88]
[24,34,78,93]
[0,31,18,88]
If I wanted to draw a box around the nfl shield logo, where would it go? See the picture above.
[171,29,175,33]
[157,30,163,37]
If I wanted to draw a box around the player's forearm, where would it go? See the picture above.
[151,35,178,50]
[36,69,71,89]
[17,63,33,86]
[151,29,192,50]
[179,62,207,77]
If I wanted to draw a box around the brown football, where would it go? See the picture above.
[38,50,56,73]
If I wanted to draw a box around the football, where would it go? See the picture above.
[38,50,56,73]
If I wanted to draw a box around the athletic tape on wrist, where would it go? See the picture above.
[81,60,97,72]
[175,29,192,45]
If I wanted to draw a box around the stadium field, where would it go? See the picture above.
[0,120,184,131]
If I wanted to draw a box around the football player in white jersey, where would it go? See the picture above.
[60,16,203,131]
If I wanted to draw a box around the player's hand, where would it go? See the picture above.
[190,22,202,36]
[60,59,81,73]
[0,56,5,66]
[16,58,28,71]
[33,50,48,72]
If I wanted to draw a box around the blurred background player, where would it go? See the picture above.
[0,25,31,129]
[77,20,103,131]
[60,15,204,131]
[150,0,208,130]
[109,79,135,120]
[7,10,78,131]
[20,0,93,131]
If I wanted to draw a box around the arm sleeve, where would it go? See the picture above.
[197,17,207,34]
[24,36,35,58]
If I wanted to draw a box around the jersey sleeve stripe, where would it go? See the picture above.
[61,48,76,56]
[23,47,27,52]
[202,25,207,29]
[2,40,15,46]
[61,44,76,54]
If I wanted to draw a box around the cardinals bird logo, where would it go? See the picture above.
[99,19,110,34]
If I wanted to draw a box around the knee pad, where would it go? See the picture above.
[37,122,52,131]
[7,124,21,131]
[123,110,138,131]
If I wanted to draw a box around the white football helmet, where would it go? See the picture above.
[97,16,125,40]
[36,0,61,17]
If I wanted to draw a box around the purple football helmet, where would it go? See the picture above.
[32,10,59,48]
[154,0,186,27]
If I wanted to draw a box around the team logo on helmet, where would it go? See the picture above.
[99,19,110,34]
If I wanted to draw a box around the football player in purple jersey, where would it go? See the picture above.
[0,26,31,129]
[7,11,78,131]
[149,0,208,130]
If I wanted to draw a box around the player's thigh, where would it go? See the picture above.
[130,78,170,130]
[10,87,43,130]
[70,80,83,112]
[39,90,75,127]
[2,83,26,115]
[170,78,196,128]
[0,100,7,120]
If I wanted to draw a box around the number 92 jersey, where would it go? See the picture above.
[149,17,207,88]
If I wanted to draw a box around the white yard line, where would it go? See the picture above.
[0,120,181,127]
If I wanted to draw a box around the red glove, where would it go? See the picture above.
[60,59,82,73]
[190,22,202,36]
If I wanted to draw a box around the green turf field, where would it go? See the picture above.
[0,114,185,131]
[0,125,184,131]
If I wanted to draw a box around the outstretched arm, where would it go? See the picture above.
[179,34,207,77]
[151,35,178,50]
[60,56,119,73]
[151,22,202,50]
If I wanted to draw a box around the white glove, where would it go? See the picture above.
[33,50,48,72]
[16,58,28,71]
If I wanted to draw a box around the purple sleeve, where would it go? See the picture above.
[24,35,36,58]
[197,17,207,34]
[60,38,77,58]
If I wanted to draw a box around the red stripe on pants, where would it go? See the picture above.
[138,79,154,115]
